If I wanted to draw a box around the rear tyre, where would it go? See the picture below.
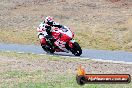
[42,45,55,54]
[70,42,82,56]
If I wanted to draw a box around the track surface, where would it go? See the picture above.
[0,43,132,63]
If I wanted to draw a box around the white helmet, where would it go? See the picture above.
[45,16,54,26]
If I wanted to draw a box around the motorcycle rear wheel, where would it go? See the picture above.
[42,45,55,54]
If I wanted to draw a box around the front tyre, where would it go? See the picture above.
[70,42,82,56]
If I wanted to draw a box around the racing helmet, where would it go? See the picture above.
[45,16,54,26]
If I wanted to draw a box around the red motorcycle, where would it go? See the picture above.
[42,25,82,56]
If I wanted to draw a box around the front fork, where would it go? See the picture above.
[68,39,75,48]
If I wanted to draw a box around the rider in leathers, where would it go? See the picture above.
[37,16,62,50]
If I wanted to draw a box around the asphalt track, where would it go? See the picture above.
[0,43,132,63]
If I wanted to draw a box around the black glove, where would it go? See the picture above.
[45,25,52,35]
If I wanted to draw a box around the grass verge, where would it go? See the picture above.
[0,51,132,88]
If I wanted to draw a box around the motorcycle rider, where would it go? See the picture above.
[37,16,63,50]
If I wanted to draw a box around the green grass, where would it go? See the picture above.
[0,70,131,88]
[0,51,132,88]
[0,51,84,62]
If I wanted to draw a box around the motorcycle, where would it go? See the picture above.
[41,25,82,56]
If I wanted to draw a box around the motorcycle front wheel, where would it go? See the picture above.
[70,42,82,56]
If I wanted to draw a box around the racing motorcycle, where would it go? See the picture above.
[41,25,82,56]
